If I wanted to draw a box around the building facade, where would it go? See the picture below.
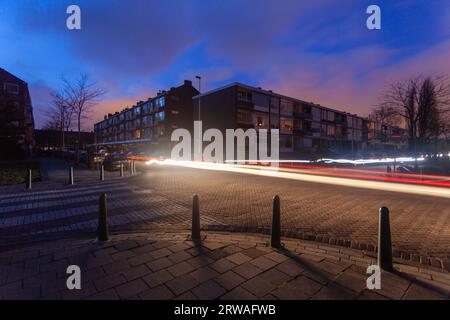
[34,129,95,152]
[94,80,198,156]
[193,83,367,158]
[0,68,34,160]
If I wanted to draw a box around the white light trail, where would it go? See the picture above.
[146,160,450,199]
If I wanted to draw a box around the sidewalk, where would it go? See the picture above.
[0,157,133,194]
[1,231,449,300]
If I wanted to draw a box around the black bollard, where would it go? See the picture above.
[100,165,105,181]
[120,163,124,177]
[98,193,109,241]
[271,195,281,248]
[69,166,74,185]
[378,207,393,271]
[191,195,201,240]
[26,169,32,190]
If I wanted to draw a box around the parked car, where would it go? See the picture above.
[103,155,128,171]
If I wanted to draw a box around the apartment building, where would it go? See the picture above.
[0,68,34,160]
[193,82,367,157]
[94,80,198,156]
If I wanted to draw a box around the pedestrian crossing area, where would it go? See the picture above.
[0,180,226,239]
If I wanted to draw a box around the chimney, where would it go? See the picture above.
[184,80,192,86]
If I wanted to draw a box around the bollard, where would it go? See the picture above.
[129,161,133,175]
[378,207,393,271]
[271,195,281,248]
[191,195,201,240]
[98,193,109,241]
[100,165,105,181]
[120,163,124,177]
[69,166,74,185]
[26,169,32,190]
[133,161,137,174]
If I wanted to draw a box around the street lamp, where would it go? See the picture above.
[195,76,201,121]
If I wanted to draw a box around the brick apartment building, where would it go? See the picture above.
[94,80,199,156]
[0,68,34,160]
[193,82,368,157]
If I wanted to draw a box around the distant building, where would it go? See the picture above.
[365,120,408,152]
[193,82,367,158]
[34,129,94,151]
[0,68,34,160]
[94,80,199,156]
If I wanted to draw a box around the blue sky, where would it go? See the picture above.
[0,0,449,129]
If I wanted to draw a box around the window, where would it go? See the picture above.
[280,99,293,116]
[270,114,279,129]
[280,117,293,134]
[4,83,19,94]
[311,107,321,121]
[155,111,165,122]
[270,97,279,113]
[155,97,165,108]
[252,92,269,112]
[255,114,269,129]
[237,90,252,102]
[237,109,252,124]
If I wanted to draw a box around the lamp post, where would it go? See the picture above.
[195,76,201,121]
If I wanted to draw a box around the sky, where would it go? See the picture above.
[0,0,449,130]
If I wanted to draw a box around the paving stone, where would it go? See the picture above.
[226,253,252,265]
[167,261,196,277]
[88,289,120,300]
[287,276,322,296]
[139,285,174,300]
[210,258,237,274]
[94,274,127,292]
[250,256,278,271]
[214,271,246,291]
[333,270,367,294]
[173,291,198,300]
[143,269,174,288]
[220,287,257,300]
[264,251,289,263]
[357,290,390,300]
[403,283,447,300]
[271,285,309,300]
[311,282,358,300]
[150,248,172,259]
[259,268,292,286]
[242,277,276,298]
[168,251,192,264]
[146,257,172,272]
[242,248,267,259]
[115,279,148,299]
[233,262,263,280]
[166,274,199,296]
[275,260,304,277]
[192,280,227,300]
[122,264,151,281]
[190,266,219,283]
[187,256,215,269]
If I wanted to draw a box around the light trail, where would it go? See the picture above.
[146,160,450,199]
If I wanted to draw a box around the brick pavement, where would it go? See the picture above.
[1,161,450,272]
[132,166,450,269]
[1,231,449,300]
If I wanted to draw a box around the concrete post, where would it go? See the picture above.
[120,163,124,177]
[378,207,393,271]
[100,165,105,181]
[133,161,137,174]
[98,193,109,241]
[26,169,32,190]
[69,166,74,185]
[191,194,201,240]
[271,195,281,248]
[129,161,133,175]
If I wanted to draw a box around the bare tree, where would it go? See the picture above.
[45,89,74,151]
[62,74,105,163]
[377,75,450,155]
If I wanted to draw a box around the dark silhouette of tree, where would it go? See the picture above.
[62,74,105,163]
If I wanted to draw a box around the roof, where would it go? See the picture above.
[193,82,366,119]
[0,67,27,84]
